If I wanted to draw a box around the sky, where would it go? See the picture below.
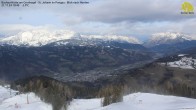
[0,0,196,41]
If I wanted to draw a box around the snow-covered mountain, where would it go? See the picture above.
[145,32,195,47]
[0,30,77,47]
[0,30,141,47]
[0,30,152,81]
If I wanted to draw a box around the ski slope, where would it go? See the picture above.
[0,86,52,110]
[68,92,196,110]
[1,85,196,110]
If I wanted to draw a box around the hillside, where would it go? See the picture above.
[1,85,196,110]
[0,43,153,81]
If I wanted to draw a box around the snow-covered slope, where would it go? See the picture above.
[161,55,196,69]
[0,30,141,47]
[68,92,196,110]
[0,85,17,103]
[1,86,196,110]
[0,86,52,110]
[145,32,195,47]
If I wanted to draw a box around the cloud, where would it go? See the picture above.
[0,24,58,35]
[0,0,196,40]
[1,0,196,24]
[56,0,196,23]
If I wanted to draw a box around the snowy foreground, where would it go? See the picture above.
[69,93,196,110]
[1,86,196,110]
[0,86,52,110]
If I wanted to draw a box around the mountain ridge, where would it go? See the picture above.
[144,32,195,47]
[0,30,141,47]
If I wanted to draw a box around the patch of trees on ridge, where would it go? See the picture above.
[11,76,124,110]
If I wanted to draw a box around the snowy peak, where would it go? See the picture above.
[0,30,141,47]
[0,30,76,46]
[152,32,191,40]
[145,32,195,47]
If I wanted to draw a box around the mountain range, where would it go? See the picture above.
[0,30,153,81]
[0,30,196,81]
[0,30,141,47]
[1,31,195,54]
